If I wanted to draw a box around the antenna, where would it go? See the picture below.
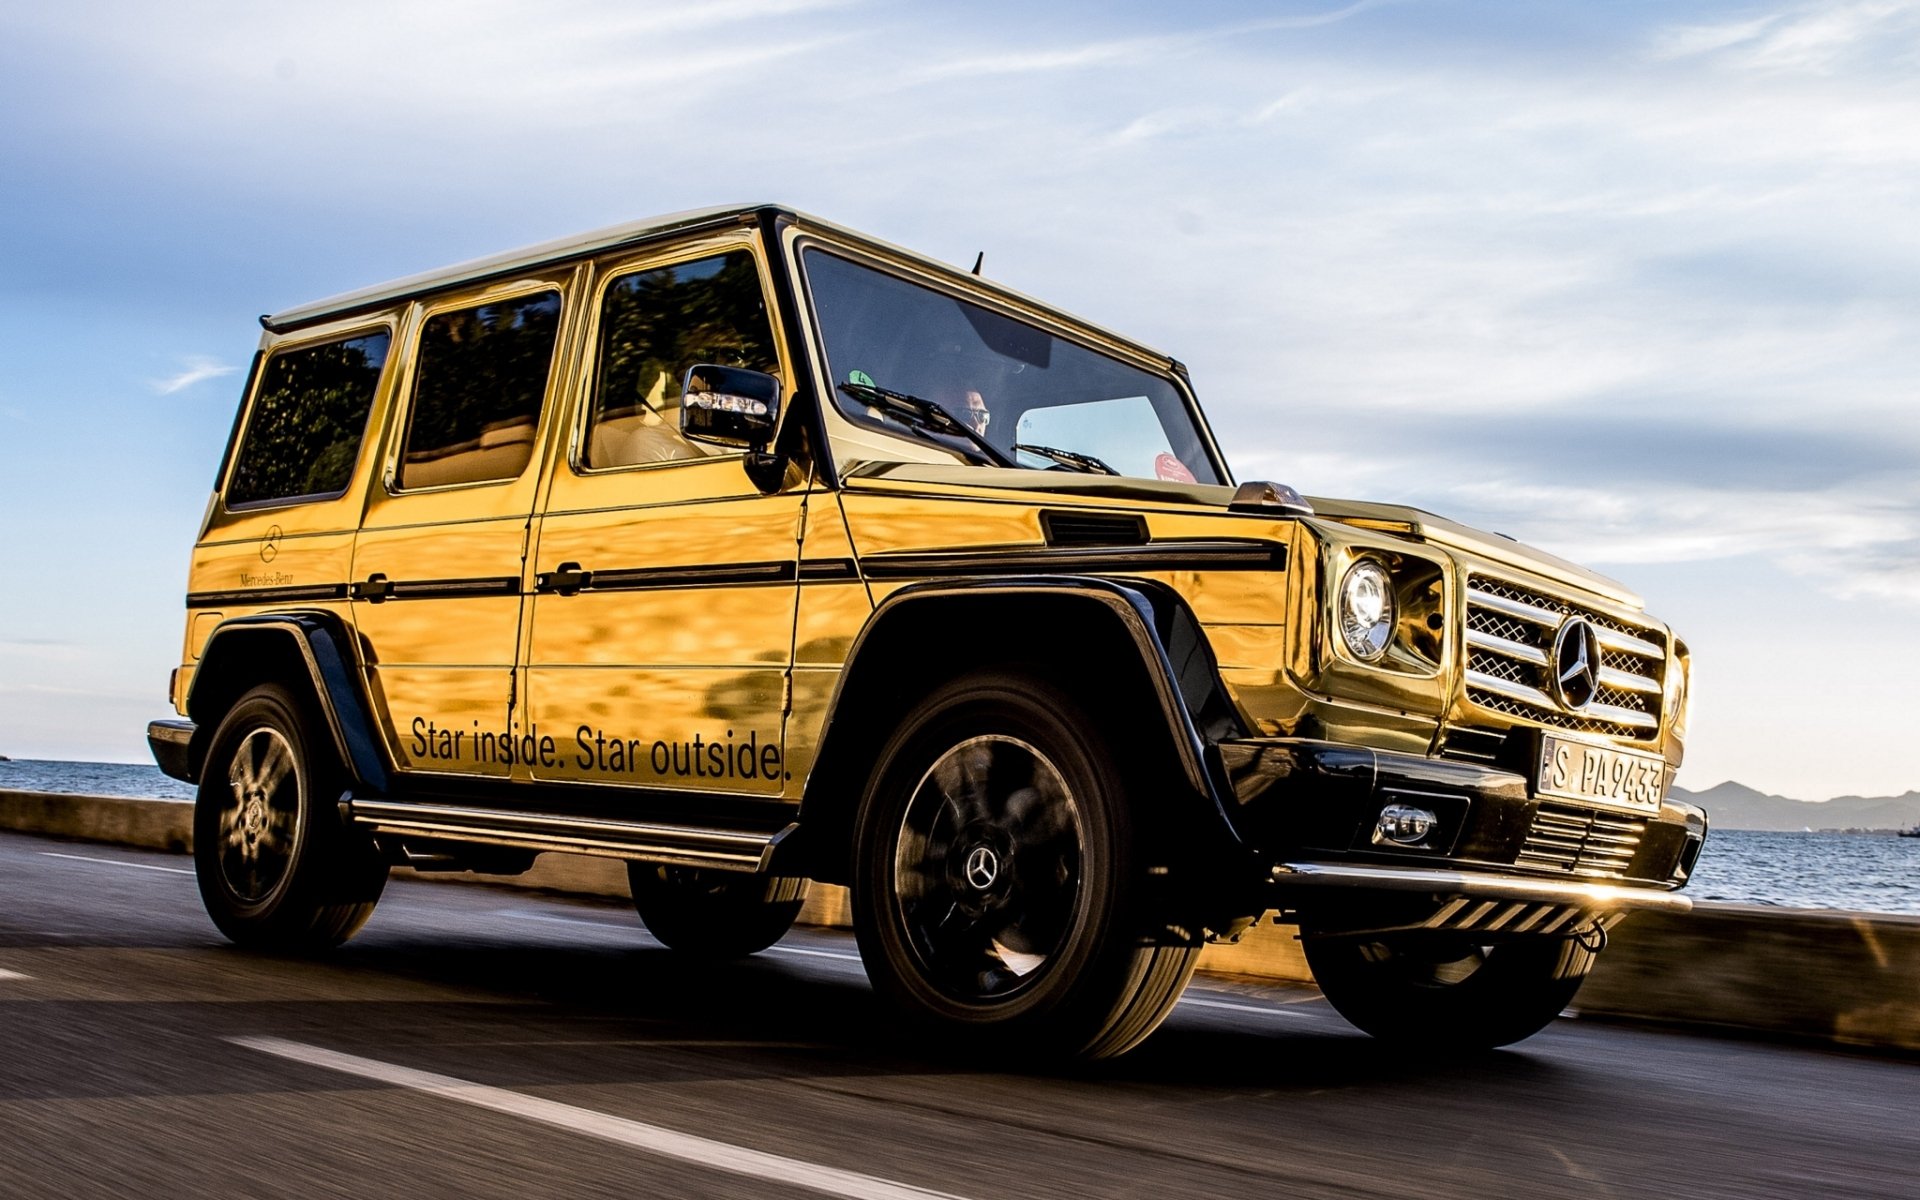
[971,252,984,276]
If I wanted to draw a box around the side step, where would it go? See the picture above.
[345,797,793,874]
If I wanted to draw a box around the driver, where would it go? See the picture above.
[953,388,991,438]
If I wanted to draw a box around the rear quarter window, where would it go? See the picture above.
[225,331,390,507]
[397,290,561,489]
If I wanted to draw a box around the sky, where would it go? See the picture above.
[1,0,1916,800]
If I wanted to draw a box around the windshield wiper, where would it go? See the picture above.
[837,381,1016,468]
[1013,442,1119,476]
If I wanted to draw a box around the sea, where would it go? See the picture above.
[3,758,1916,916]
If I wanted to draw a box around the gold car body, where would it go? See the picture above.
[157,204,1699,920]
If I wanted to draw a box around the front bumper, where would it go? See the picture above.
[1217,737,1706,910]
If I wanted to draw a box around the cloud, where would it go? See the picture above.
[911,1,1388,82]
[1651,0,1920,73]
[152,356,237,395]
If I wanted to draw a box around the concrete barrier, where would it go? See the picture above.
[0,790,193,854]
[3,789,1911,1053]
[1572,904,1920,1053]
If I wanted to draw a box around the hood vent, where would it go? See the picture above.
[1040,510,1149,547]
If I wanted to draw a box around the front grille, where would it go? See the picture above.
[1516,802,1646,878]
[1464,574,1667,741]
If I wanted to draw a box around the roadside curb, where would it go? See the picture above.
[0,790,193,855]
[8,789,1917,1053]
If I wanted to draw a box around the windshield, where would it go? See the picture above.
[803,248,1225,485]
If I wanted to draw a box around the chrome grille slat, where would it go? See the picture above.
[1467,628,1547,666]
[1516,802,1646,879]
[1464,575,1668,741]
[1599,666,1662,695]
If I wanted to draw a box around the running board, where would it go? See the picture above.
[345,797,794,873]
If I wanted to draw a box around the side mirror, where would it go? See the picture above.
[681,365,781,450]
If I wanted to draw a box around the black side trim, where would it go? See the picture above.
[352,575,519,602]
[799,558,861,581]
[799,576,1247,868]
[187,612,390,793]
[187,584,351,608]
[590,561,791,591]
[530,559,860,594]
[861,539,1285,579]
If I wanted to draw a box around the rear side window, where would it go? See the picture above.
[397,290,562,489]
[226,331,390,507]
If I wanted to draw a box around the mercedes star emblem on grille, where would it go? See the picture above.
[1552,616,1603,710]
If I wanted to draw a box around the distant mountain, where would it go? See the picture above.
[1671,780,1920,831]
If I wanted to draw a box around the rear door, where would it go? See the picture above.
[351,273,578,779]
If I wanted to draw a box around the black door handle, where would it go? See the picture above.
[353,573,393,603]
[537,562,592,595]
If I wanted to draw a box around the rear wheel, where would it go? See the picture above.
[627,865,807,957]
[193,684,388,950]
[1303,931,1599,1049]
[851,671,1199,1061]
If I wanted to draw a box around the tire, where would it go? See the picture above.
[850,671,1200,1061]
[1303,931,1599,1049]
[193,683,388,950]
[628,865,807,958]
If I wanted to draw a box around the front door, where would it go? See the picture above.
[524,241,802,797]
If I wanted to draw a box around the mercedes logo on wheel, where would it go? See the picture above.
[964,845,1000,890]
[1551,616,1603,710]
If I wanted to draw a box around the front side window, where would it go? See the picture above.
[226,331,389,506]
[584,250,778,469]
[803,249,1224,485]
[397,290,561,489]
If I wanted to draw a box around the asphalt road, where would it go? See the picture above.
[2,828,1915,1200]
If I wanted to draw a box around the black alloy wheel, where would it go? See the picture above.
[852,671,1199,1060]
[628,864,808,958]
[194,683,387,949]
[1302,931,1601,1050]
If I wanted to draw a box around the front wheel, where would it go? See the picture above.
[851,672,1199,1061]
[1303,932,1599,1049]
[193,684,388,950]
[627,865,807,957]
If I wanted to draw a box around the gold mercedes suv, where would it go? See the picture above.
[149,204,1704,1058]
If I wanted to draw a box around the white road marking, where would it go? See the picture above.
[232,1036,966,1200]
[40,851,193,875]
[767,945,863,963]
[1180,996,1315,1019]
[0,969,29,981]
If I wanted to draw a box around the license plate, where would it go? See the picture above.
[1536,734,1666,813]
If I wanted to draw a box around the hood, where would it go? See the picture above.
[1302,495,1642,609]
[838,462,1642,609]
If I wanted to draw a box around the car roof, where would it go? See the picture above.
[262,203,767,332]
[260,203,1177,372]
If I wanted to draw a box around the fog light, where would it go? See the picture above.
[1373,804,1438,847]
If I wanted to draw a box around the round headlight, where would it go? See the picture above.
[1338,559,1395,663]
